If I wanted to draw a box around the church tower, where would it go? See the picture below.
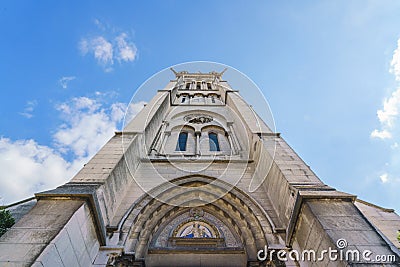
[1,68,399,266]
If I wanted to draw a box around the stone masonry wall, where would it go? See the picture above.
[0,199,87,266]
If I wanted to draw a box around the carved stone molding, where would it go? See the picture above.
[189,207,204,219]
[184,114,213,124]
[106,253,144,267]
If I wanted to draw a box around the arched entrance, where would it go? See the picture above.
[112,176,283,267]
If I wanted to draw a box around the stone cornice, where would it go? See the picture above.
[285,187,356,247]
[35,182,107,246]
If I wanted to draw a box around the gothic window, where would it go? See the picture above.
[209,132,220,151]
[196,82,201,90]
[176,132,188,151]
[185,83,190,89]
[181,96,186,103]
[211,96,215,103]
[207,83,212,90]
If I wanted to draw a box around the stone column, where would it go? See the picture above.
[154,122,168,154]
[227,132,236,155]
[195,131,201,156]
[160,131,171,154]
[227,122,241,152]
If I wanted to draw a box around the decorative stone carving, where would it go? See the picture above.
[173,219,219,238]
[184,114,213,124]
[189,207,204,219]
[151,209,241,248]
[106,253,143,267]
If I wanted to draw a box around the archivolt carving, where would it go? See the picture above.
[117,176,278,262]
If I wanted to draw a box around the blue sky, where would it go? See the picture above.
[1,1,400,212]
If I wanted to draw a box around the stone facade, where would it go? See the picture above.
[1,69,400,266]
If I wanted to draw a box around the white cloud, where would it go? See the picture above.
[376,88,400,128]
[94,90,119,99]
[93,37,113,65]
[59,76,76,89]
[79,37,113,67]
[377,173,400,185]
[370,129,392,139]
[371,39,400,139]
[54,96,121,158]
[390,38,400,81]
[82,36,114,66]
[19,100,37,119]
[52,96,144,159]
[79,26,137,72]
[111,102,127,122]
[372,37,400,187]
[115,33,137,62]
[380,173,389,183]
[0,137,78,204]
[0,95,145,204]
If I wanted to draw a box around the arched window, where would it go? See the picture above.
[209,132,220,151]
[176,132,188,151]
